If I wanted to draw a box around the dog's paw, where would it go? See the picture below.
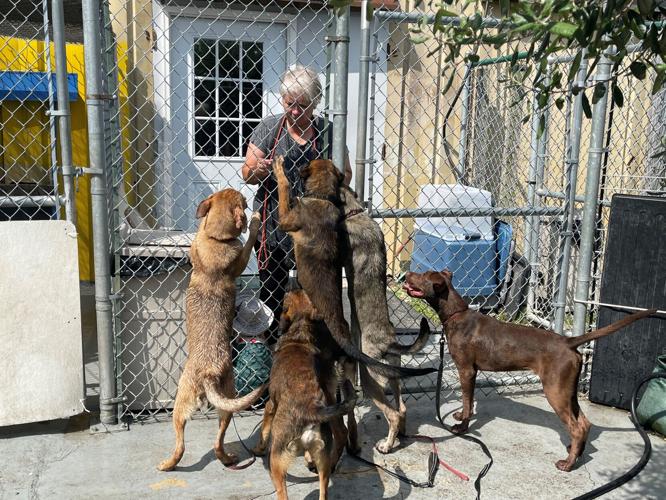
[249,211,261,234]
[273,155,285,177]
[555,459,574,472]
[216,451,238,466]
[346,442,361,456]
[450,422,469,434]
[375,438,396,454]
[156,460,176,472]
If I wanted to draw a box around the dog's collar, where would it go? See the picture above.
[303,191,341,206]
[342,208,365,220]
[444,309,468,325]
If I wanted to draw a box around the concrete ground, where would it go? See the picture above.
[1,391,664,500]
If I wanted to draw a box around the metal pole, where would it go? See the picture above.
[457,64,472,182]
[332,4,350,173]
[527,73,550,320]
[366,19,379,211]
[523,90,541,310]
[52,0,77,225]
[354,1,372,198]
[553,55,588,334]
[42,0,61,219]
[572,50,613,338]
[82,0,118,426]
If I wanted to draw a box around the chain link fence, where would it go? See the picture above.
[2,2,664,422]
[365,9,666,399]
[0,1,75,223]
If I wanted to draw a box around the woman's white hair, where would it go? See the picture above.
[279,64,322,107]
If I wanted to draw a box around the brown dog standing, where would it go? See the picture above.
[403,269,656,472]
[252,289,356,500]
[272,156,434,381]
[339,186,432,453]
[158,189,265,471]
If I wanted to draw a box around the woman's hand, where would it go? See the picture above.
[242,143,272,184]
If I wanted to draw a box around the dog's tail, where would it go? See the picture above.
[323,314,437,378]
[386,318,432,355]
[313,380,357,422]
[566,309,657,349]
[203,379,267,413]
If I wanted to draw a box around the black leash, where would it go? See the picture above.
[350,452,438,488]
[225,416,261,471]
[435,330,494,500]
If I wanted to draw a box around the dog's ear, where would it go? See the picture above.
[300,164,311,179]
[195,197,212,219]
[433,273,449,299]
[233,205,247,231]
[278,311,291,334]
[334,165,345,183]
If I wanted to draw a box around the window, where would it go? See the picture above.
[193,39,263,158]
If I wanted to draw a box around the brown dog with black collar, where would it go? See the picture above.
[158,189,266,471]
[272,156,434,380]
[403,269,656,472]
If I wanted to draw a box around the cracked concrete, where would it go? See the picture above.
[1,392,664,499]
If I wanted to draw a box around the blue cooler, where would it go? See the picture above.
[409,220,512,297]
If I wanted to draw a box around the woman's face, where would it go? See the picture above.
[282,93,314,126]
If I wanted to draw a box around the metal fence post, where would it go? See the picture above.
[553,55,588,334]
[82,0,118,426]
[572,51,613,338]
[51,0,77,225]
[524,69,551,328]
[332,4,350,173]
[354,1,372,198]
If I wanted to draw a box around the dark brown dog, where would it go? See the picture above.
[339,186,432,453]
[158,189,266,471]
[403,269,656,472]
[252,289,356,500]
[273,155,433,381]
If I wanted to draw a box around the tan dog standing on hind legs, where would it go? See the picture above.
[403,269,656,472]
[252,289,357,500]
[158,189,266,471]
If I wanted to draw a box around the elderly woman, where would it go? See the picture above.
[242,64,351,343]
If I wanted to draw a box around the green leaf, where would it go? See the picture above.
[537,114,546,140]
[442,69,456,94]
[538,92,549,108]
[581,92,592,119]
[637,0,655,17]
[567,51,583,83]
[592,82,607,104]
[612,83,624,107]
[410,34,430,44]
[653,71,666,95]
[630,60,647,80]
[549,22,578,39]
[512,22,541,34]
[555,97,565,110]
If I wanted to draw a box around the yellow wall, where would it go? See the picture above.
[1,36,93,280]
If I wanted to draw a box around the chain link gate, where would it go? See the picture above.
[100,0,360,419]
[361,7,666,401]
[0,1,77,226]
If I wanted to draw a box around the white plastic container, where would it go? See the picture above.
[414,183,494,241]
